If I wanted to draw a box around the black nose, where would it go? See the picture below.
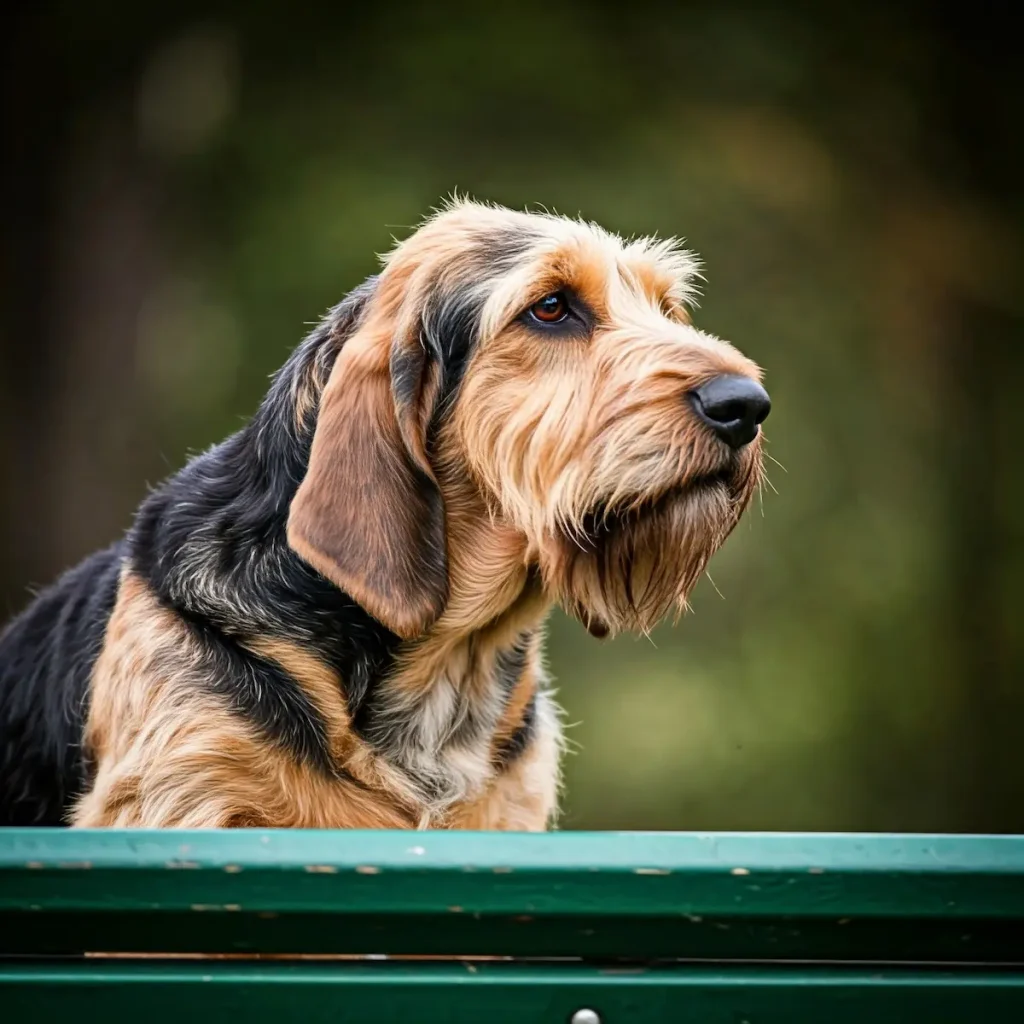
[690,374,771,449]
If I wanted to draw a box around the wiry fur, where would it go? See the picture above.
[0,198,765,829]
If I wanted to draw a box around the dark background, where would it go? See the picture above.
[3,2,1022,831]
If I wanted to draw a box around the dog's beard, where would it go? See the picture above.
[540,466,759,638]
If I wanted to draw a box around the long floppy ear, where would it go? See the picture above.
[287,271,448,639]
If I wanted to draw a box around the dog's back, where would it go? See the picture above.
[0,545,123,825]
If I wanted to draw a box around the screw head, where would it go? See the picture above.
[571,1010,602,1024]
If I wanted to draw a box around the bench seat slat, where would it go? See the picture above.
[2,830,1023,962]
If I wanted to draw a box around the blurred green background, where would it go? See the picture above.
[2,2,1022,831]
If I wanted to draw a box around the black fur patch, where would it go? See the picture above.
[494,632,532,696]
[494,694,538,768]
[422,228,542,430]
[492,631,538,767]
[0,544,122,825]
[390,343,427,419]
[176,611,337,776]
[422,288,484,416]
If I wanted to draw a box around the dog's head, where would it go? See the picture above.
[288,199,768,640]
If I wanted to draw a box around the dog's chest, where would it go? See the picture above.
[364,634,536,814]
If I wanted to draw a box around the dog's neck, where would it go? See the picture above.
[345,464,554,814]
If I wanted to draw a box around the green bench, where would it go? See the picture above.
[2,829,1023,1021]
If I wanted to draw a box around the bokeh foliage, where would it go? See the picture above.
[2,2,1022,830]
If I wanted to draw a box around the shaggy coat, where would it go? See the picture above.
[0,200,766,828]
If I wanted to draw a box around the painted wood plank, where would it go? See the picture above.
[3,962,1024,1024]
[2,830,1023,960]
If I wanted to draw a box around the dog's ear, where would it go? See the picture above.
[287,272,448,639]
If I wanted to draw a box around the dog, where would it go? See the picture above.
[0,198,769,829]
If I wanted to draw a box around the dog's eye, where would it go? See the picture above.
[529,293,569,324]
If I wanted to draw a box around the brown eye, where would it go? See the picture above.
[530,292,569,324]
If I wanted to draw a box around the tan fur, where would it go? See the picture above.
[75,572,558,829]
[74,199,765,831]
